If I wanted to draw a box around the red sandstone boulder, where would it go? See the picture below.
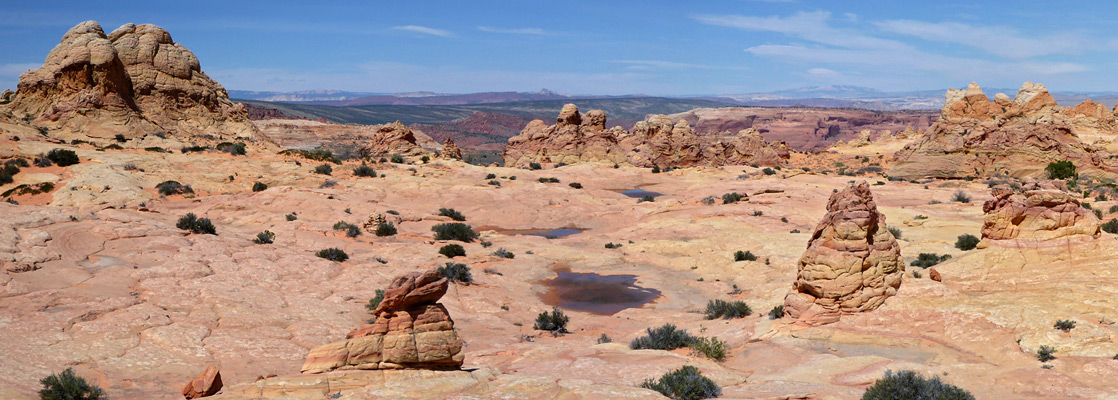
[181,365,222,399]
[440,137,462,160]
[982,179,1101,242]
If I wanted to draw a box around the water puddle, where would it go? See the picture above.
[538,269,660,315]
[84,255,128,269]
[614,188,663,199]
[481,227,586,239]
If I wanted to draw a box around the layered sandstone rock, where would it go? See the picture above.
[6,21,262,145]
[503,105,789,168]
[440,137,462,160]
[357,121,430,158]
[784,181,903,325]
[890,82,1118,179]
[301,270,464,373]
[982,179,1101,242]
[182,365,222,399]
[502,104,628,167]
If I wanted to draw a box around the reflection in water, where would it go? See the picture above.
[539,271,660,315]
[618,189,662,198]
[484,227,585,239]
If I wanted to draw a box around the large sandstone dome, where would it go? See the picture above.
[5,21,265,146]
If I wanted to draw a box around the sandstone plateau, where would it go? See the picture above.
[2,21,1118,400]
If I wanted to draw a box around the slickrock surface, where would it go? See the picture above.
[6,21,262,147]
[890,82,1118,179]
[300,270,464,373]
[982,179,1101,242]
[504,104,789,168]
[784,181,904,325]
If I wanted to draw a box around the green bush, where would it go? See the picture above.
[721,192,744,204]
[911,253,951,268]
[955,234,979,251]
[597,333,612,344]
[569,182,583,189]
[314,163,333,175]
[390,154,405,163]
[639,365,721,400]
[639,195,655,203]
[605,242,622,249]
[375,222,397,237]
[538,177,560,183]
[689,336,727,361]
[353,162,377,177]
[951,190,970,203]
[252,182,268,192]
[1103,219,1118,234]
[39,368,104,400]
[703,299,752,319]
[432,223,478,242]
[439,244,466,258]
[1037,345,1056,362]
[752,210,764,216]
[492,248,514,259]
[46,149,80,166]
[529,162,542,170]
[156,180,194,196]
[1054,319,1076,332]
[734,250,757,262]
[0,172,11,185]
[333,221,361,237]
[485,173,496,179]
[651,165,661,173]
[286,212,298,221]
[181,146,209,153]
[114,134,126,143]
[534,307,569,333]
[216,142,247,155]
[762,167,776,175]
[438,208,466,221]
[438,262,472,284]
[630,324,693,350]
[253,230,275,244]
[176,213,216,235]
[316,248,349,262]
[861,370,974,400]
[888,226,902,239]
[144,146,168,153]
[769,305,785,319]
[365,289,385,312]
[1046,160,1076,180]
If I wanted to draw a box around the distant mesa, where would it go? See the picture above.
[888,81,1118,179]
[982,179,1101,243]
[4,21,265,146]
[502,103,789,168]
[784,181,904,325]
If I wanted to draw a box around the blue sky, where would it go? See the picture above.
[2,1,1117,95]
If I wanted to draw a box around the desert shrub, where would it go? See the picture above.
[286,212,298,221]
[861,370,974,400]
[529,162,542,170]
[639,195,655,203]
[278,149,341,164]
[955,234,979,250]
[951,190,971,203]
[484,173,497,179]
[1037,345,1056,362]
[316,248,349,262]
[333,221,360,236]
[569,182,582,189]
[176,213,216,235]
[769,305,785,319]
[630,323,693,350]
[762,167,776,175]
[432,223,478,242]
[438,208,466,221]
[1,182,55,197]
[752,210,764,216]
[534,307,569,333]
[438,244,466,258]
[0,172,11,185]
[704,299,751,320]
[605,242,622,249]
[915,214,929,220]
[537,177,560,183]
[911,253,951,268]
[1054,319,1077,332]
[252,182,268,192]
[181,146,209,153]
[314,164,333,175]
[46,149,79,166]
[1109,205,1118,213]
[33,154,53,167]
[639,365,721,400]
[114,134,126,143]
[882,227,902,240]
[734,250,757,262]
[492,248,514,259]
[253,230,275,244]
[353,162,377,177]
[1046,160,1076,180]
[1103,219,1118,234]
[375,222,397,237]
[651,165,661,173]
[487,180,501,186]
[390,154,404,163]
[216,142,247,155]
[420,155,430,163]
[365,289,385,312]
[438,262,472,284]
[721,192,744,204]
[597,333,613,344]
[689,336,727,361]
[39,368,104,400]
[144,146,168,153]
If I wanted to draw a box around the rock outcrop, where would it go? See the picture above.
[182,365,222,399]
[5,21,262,145]
[503,104,789,168]
[889,82,1118,179]
[982,179,1101,242]
[300,270,464,373]
[356,121,430,158]
[784,181,904,325]
[440,137,462,160]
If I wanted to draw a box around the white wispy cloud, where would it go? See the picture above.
[874,20,1085,59]
[477,26,548,35]
[392,25,453,37]
[609,60,748,71]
